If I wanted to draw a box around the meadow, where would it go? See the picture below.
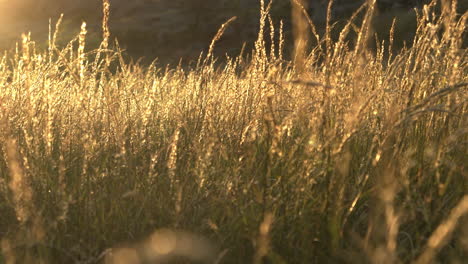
[0,0,467,263]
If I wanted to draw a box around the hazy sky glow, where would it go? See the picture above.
[0,1,59,49]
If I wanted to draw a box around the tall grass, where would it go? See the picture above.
[0,0,467,263]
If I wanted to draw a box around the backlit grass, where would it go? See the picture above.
[0,0,467,263]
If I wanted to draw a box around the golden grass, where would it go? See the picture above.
[0,0,467,263]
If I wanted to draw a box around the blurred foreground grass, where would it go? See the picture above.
[0,0,467,263]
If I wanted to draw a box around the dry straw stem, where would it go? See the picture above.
[291,0,310,73]
[354,0,376,59]
[102,0,111,50]
[205,16,237,65]
[253,212,274,264]
[4,139,46,260]
[331,3,367,66]
[95,0,112,68]
[5,139,33,225]
[1,239,16,264]
[415,195,468,264]
[48,13,64,63]
[254,0,273,65]
[78,21,87,85]
[325,0,334,55]
[291,0,320,45]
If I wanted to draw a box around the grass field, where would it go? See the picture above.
[0,0,467,263]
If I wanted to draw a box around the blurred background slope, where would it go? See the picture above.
[0,0,265,64]
[0,0,466,64]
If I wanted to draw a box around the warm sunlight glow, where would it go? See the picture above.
[0,1,466,263]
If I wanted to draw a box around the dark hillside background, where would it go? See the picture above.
[0,0,466,64]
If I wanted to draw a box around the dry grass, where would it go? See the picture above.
[0,0,467,263]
